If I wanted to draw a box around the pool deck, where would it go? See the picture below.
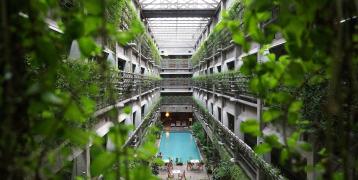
[158,164,211,180]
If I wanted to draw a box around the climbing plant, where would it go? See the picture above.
[0,0,160,179]
[218,0,357,179]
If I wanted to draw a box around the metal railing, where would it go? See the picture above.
[124,100,161,148]
[161,78,192,88]
[161,59,192,69]
[95,72,161,110]
[192,100,285,180]
[192,73,255,102]
[161,96,193,105]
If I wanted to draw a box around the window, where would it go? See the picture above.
[227,113,235,132]
[118,58,126,71]
[217,107,222,122]
[132,64,136,73]
[141,105,146,118]
[132,111,136,127]
[244,133,257,148]
[227,61,235,71]
[209,67,213,74]
[217,65,221,73]
[141,67,145,74]
[211,103,214,115]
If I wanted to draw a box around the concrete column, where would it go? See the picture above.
[71,152,87,179]
[85,144,91,179]
[234,45,241,69]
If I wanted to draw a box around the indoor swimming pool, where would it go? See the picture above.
[159,131,201,162]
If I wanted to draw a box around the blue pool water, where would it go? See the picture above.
[159,131,201,162]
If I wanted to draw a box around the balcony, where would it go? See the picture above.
[160,78,192,93]
[160,59,193,74]
[95,72,161,110]
[161,95,193,112]
[192,100,284,180]
[192,71,255,103]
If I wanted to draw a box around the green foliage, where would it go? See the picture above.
[214,0,358,179]
[0,0,160,178]
[240,119,260,136]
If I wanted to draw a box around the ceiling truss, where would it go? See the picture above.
[138,0,220,53]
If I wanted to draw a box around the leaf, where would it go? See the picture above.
[240,119,260,136]
[299,142,312,151]
[65,128,90,146]
[263,108,282,122]
[287,132,300,148]
[91,151,116,176]
[280,148,289,164]
[123,106,132,114]
[78,37,98,57]
[284,61,305,86]
[288,100,303,113]
[264,135,282,148]
[256,11,271,22]
[80,96,96,115]
[64,102,86,122]
[83,0,102,15]
[42,92,63,105]
[254,143,272,154]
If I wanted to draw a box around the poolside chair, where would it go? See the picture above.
[176,158,183,166]
[176,121,181,127]
[178,170,186,180]
[182,121,187,127]
[170,123,175,127]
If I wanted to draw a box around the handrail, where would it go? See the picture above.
[192,100,285,180]
[123,99,161,148]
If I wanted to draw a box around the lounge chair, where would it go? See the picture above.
[176,121,181,127]
[176,158,183,166]
[182,121,187,127]
[170,123,175,127]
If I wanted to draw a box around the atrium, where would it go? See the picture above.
[1,0,357,179]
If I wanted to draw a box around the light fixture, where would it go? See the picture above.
[165,112,170,117]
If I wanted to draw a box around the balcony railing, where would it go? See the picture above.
[95,72,161,110]
[192,100,284,180]
[192,72,255,102]
[161,96,193,105]
[124,99,161,148]
[161,59,192,69]
[161,78,192,88]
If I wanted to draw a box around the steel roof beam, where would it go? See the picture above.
[142,9,216,18]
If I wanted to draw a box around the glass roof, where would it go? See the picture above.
[139,0,220,10]
[139,0,221,54]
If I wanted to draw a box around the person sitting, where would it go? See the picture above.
[167,169,174,179]
[186,161,193,170]
[197,160,204,170]
[167,159,174,170]
[157,152,163,159]
[178,170,186,180]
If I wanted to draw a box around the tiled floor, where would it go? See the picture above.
[158,164,210,180]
